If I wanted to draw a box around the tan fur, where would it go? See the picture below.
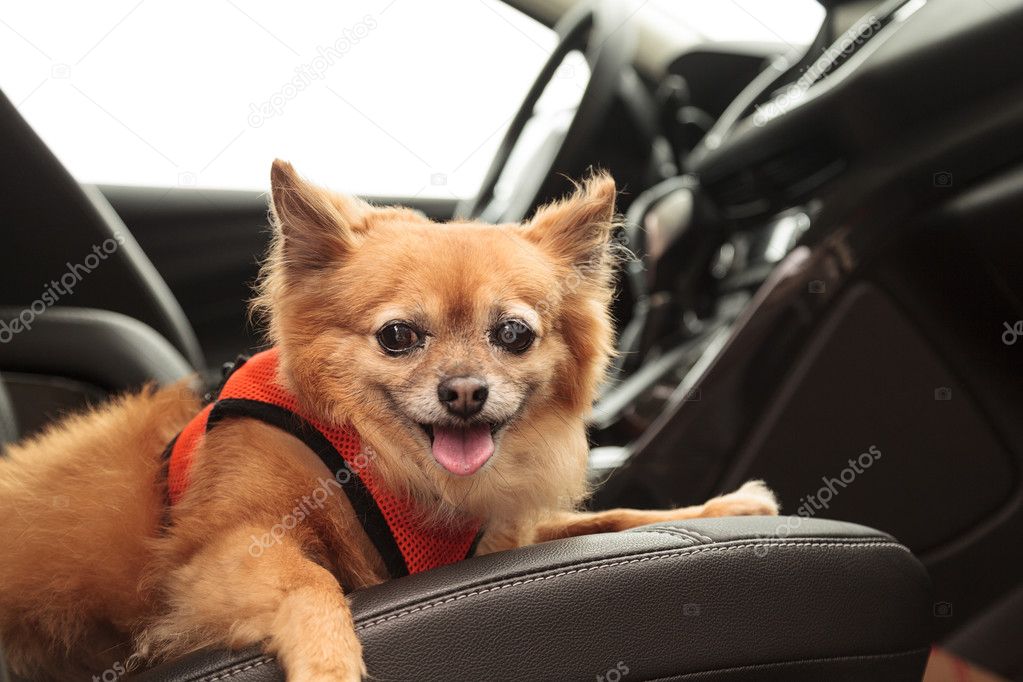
[0,160,777,681]
[0,384,198,679]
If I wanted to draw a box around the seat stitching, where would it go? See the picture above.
[632,527,890,546]
[632,527,714,544]
[627,528,701,544]
[355,540,908,631]
[673,528,714,544]
[184,623,925,681]
[197,656,275,681]
[640,646,931,681]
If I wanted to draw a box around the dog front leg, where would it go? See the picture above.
[142,525,364,682]
[532,480,778,542]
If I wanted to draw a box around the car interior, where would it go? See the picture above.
[2,0,1021,679]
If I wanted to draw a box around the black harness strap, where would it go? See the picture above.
[157,435,179,529]
[205,398,410,579]
[465,526,485,560]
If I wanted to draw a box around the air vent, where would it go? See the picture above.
[707,143,845,221]
[759,145,846,197]
[710,170,770,220]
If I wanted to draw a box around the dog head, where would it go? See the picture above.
[256,160,618,524]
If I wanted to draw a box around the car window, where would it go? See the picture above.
[0,0,556,198]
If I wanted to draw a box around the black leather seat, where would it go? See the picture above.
[135,517,931,681]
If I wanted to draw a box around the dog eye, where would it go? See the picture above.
[491,319,534,354]
[377,322,422,354]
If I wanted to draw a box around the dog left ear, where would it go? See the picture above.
[524,173,617,272]
[269,159,369,269]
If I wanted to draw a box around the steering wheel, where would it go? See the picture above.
[456,0,636,223]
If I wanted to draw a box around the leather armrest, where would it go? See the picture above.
[0,307,196,439]
[0,306,194,391]
[134,517,932,681]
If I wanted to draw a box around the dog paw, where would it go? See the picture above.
[283,646,366,682]
[702,479,779,517]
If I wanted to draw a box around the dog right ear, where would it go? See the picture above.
[523,172,617,274]
[269,159,368,269]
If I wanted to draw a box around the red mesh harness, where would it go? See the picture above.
[164,348,482,578]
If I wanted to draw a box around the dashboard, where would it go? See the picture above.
[594,0,1023,468]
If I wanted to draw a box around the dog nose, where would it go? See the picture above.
[437,377,488,418]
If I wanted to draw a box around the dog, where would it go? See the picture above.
[0,160,778,681]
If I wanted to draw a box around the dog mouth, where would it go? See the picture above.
[418,422,506,476]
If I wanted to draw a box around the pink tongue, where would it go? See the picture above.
[431,424,495,476]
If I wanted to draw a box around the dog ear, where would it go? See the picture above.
[524,172,617,272]
[269,159,369,269]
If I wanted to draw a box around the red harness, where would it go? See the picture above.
[165,349,481,577]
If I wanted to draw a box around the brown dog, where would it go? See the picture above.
[0,161,778,681]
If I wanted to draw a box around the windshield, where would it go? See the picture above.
[0,0,557,197]
[0,0,825,197]
[645,0,825,46]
